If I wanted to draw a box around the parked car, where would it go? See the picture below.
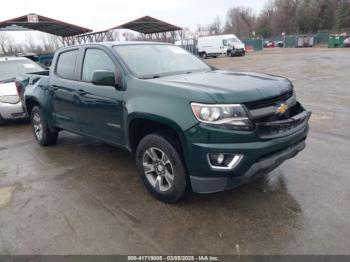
[198,34,245,58]
[20,42,311,203]
[0,57,43,125]
[276,41,284,47]
[264,41,275,48]
[344,37,350,47]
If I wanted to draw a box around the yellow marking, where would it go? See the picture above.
[276,103,288,114]
[0,186,15,208]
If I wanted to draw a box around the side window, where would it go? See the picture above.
[56,50,78,79]
[223,39,228,46]
[82,49,116,82]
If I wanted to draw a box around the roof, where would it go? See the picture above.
[0,56,29,62]
[109,16,182,34]
[0,14,92,37]
[57,41,170,49]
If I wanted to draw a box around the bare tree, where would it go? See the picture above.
[47,34,61,51]
[224,7,256,38]
[334,0,350,29]
[39,33,61,53]
[208,15,223,35]
[256,1,276,37]
[24,33,37,52]
[105,30,121,41]
[0,32,7,54]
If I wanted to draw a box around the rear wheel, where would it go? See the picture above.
[136,132,188,203]
[201,52,207,59]
[31,106,58,146]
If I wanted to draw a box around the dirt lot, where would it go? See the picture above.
[0,48,349,255]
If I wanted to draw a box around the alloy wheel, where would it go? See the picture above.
[142,147,174,192]
[32,112,43,141]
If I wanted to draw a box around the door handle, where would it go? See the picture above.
[77,89,88,96]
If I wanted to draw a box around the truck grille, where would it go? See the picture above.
[254,103,311,139]
[245,90,293,110]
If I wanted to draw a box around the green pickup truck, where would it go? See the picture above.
[19,42,311,203]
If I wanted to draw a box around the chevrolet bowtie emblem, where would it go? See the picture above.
[276,103,288,115]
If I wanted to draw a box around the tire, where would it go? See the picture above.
[31,106,58,146]
[0,114,7,126]
[201,52,207,59]
[136,132,188,203]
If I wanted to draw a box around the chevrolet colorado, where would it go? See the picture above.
[19,42,311,203]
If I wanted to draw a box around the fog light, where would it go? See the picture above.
[217,153,225,164]
[207,153,243,170]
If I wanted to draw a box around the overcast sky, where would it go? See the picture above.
[1,0,268,43]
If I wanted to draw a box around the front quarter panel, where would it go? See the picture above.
[124,75,214,166]
[124,75,211,132]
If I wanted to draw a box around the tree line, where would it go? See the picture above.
[199,0,350,39]
[0,32,62,56]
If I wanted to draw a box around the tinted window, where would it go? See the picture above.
[56,50,78,79]
[82,49,115,82]
[0,59,43,81]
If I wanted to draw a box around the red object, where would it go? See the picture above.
[266,42,275,48]
[245,46,254,52]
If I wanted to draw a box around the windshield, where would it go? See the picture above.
[113,44,210,78]
[0,59,43,82]
[228,37,242,44]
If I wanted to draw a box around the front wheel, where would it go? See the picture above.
[31,106,58,146]
[136,132,188,203]
[0,114,7,126]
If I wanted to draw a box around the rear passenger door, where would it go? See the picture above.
[76,47,126,145]
[50,49,80,132]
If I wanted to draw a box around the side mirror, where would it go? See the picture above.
[91,70,122,88]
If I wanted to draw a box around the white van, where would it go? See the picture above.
[197,34,245,58]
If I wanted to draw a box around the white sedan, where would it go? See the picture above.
[0,57,43,125]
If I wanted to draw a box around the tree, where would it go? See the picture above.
[334,0,350,29]
[0,32,7,54]
[224,7,256,39]
[25,33,37,52]
[105,30,120,41]
[208,15,223,35]
[256,1,276,38]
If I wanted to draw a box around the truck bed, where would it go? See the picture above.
[17,70,50,109]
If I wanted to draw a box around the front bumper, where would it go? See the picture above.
[0,102,27,120]
[184,110,310,194]
[190,139,306,193]
[233,48,245,55]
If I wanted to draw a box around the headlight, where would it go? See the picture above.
[191,103,252,130]
[0,95,20,104]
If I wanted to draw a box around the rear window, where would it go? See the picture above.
[0,59,43,82]
[56,50,78,80]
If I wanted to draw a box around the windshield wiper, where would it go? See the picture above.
[0,77,16,83]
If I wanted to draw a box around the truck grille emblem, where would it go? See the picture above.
[276,103,288,115]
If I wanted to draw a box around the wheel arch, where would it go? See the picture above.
[127,113,189,167]
[25,97,57,132]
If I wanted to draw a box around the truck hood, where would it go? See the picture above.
[156,70,293,104]
[0,82,17,96]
